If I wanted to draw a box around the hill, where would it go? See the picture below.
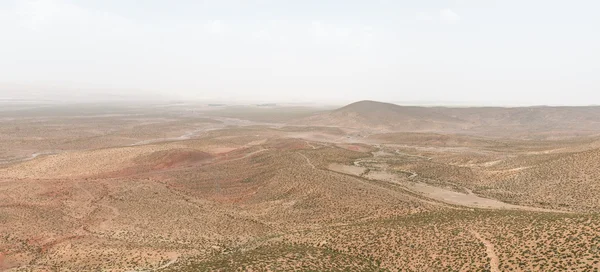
[298,100,470,132]
[480,147,600,211]
[298,100,600,138]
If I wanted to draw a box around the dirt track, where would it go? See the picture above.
[470,230,500,272]
[298,152,316,169]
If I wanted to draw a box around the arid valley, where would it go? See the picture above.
[1,100,600,271]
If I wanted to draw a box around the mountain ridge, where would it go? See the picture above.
[297,100,600,138]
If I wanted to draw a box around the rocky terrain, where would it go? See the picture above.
[1,101,600,271]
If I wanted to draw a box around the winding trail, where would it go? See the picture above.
[97,203,121,230]
[397,170,418,179]
[125,254,178,272]
[154,255,178,271]
[305,141,317,150]
[75,180,94,204]
[218,148,269,165]
[470,230,500,272]
[298,153,316,169]
[0,152,55,166]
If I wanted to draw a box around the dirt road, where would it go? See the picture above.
[298,153,316,169]
[470,230,500,272]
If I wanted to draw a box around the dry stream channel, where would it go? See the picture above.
[329,147,567,213]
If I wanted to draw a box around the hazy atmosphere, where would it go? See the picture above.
[4,2,600,271]
[1,0,599,105]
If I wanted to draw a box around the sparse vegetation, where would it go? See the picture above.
[2,102,600,271]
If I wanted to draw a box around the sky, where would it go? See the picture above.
[0,0,599,105]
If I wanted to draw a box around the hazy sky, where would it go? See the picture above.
[1,0,599,105]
